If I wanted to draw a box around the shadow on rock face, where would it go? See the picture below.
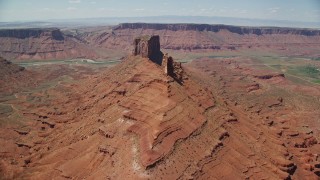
[133,35,163,65]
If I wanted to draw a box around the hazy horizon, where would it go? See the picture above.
[0,0,319,23]
[1,16,320,29]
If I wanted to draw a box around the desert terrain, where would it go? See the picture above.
[0,23,320,180]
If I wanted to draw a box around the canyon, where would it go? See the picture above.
[0,24,320,179]
[1,23,320,60]
[76,23,320,56]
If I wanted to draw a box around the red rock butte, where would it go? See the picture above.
[133,35,163,65]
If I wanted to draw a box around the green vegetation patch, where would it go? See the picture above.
[296,65,320,78]
[312,79,320,84]
[0,94,16,103]
[206,55,237,59]
[0,104,13,116]
[270,64,282,70]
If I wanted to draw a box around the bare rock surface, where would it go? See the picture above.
[0,28,96,60]
[0,36,320,179]
[133,35,163,65]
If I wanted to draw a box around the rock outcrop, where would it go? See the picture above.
[133,35,163,65]
[162,54,185,84]
[133,36,185,83]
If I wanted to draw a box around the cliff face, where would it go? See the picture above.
[85,23,320,52]
[0,28,96,60]
[132,36,184,84]
[0,28,64,40]
[133,35,163,65]
[115,23,320,36]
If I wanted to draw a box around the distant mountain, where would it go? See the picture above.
[1,16,319,29]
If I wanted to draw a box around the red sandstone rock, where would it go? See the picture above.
[133,35,163,65]
[0,28,96,60]
[80,23,320,54]
[0,35,320,180]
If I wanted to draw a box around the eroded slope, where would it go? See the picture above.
[1,54,320,179]
[0,56,219,179]
[185,57,320,179]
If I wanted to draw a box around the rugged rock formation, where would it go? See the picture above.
[133,35,163,65]
[162,54,185,84]
[186,57,320,179]
[132,36,184,83]
[0,28,96,60]
[115,23,320,36]
[0,54,217,179]
[1,35,320,179]
[81,23,320,53]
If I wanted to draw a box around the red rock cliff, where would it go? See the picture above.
[85,23,320,52]
[0,28,64,40]
[133,35,163,65]
[115,23,320,36]
[0,28,96,60]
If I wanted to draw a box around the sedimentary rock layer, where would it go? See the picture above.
[115,23,320,36]
[0,28,96,60]
[80,23,320,52]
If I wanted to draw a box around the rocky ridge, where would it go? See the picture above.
[115,23,320,36]
[0,28,96,60]
[0,36,218,179]
[81,23,320,52]
[0,28,64,40]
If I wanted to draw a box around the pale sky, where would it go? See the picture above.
[0,0,319,22]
